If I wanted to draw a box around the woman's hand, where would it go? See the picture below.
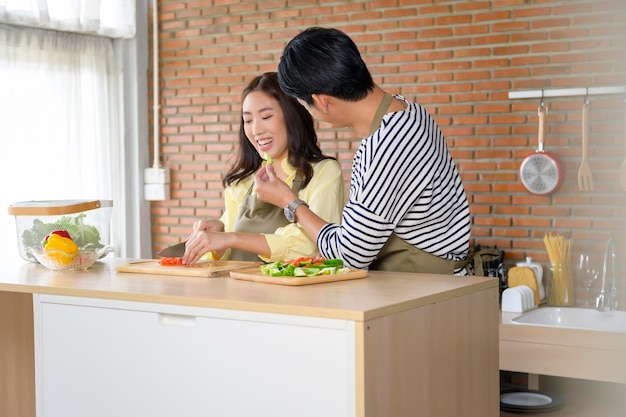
[182,230,230,265]
[192,218,224,233]
[254,163,296,208]
[181,219,226,264]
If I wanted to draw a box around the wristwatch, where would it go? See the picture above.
[284,198,308,223]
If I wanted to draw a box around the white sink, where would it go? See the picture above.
[511,307,626,333]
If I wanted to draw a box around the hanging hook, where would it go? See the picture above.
[537,89,548,115]
[584,87,589,105]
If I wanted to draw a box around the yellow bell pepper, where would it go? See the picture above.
[44,233,78,265]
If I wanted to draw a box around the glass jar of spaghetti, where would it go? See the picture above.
[548,262,574,306]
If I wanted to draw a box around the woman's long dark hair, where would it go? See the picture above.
[223,72,332,189]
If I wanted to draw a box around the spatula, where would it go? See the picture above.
[577,100,593,191]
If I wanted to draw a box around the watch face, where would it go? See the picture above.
[284,207,295,222]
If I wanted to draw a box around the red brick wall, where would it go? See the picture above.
[150,0,626,306]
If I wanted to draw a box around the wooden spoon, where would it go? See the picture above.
[577,100,593,191]
[620,100,626,191]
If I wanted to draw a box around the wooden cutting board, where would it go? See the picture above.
[116,260,262,278]
[230,267,368,286]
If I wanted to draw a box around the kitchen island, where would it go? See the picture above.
[1,257,499,417]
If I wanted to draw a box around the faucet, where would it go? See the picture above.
[595,237,617,311]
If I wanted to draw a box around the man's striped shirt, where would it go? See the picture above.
[317,96,471,274]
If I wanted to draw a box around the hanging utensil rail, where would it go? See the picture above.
[508,86,626,100]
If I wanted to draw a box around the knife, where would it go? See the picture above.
[158,241,186,257]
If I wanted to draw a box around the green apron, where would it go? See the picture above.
[365,93,494,275]
[229,172,304,261]
[370,235,499,276]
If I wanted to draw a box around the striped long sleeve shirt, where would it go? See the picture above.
[317,95,471,274]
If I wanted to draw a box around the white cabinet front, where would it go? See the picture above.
[34,295,356,417]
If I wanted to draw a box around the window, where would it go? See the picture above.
[0,24,118,257]
[0,0,152,260]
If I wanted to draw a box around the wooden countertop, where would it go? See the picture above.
[0,256,496,321]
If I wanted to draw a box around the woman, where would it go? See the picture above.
[182,72,344,264]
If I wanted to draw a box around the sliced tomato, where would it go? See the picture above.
[291,256,313,266]
[311,256,327,266]
[159,257,183,266]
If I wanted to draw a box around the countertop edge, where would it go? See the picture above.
[0,257,497,321]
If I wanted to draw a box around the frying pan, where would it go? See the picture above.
[519,104,564,195]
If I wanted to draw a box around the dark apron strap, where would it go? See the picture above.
[468,248,502,276]
[369,92,394,136]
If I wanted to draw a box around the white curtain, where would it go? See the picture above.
[0,0,135,38]
[0,23,120,258]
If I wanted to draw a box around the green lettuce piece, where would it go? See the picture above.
[22,214,103,250]
[259,258,348,277]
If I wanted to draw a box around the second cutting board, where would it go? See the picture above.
[230,267,368,286]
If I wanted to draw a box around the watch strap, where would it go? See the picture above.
[287,198,308,212]
[285,198,308,222]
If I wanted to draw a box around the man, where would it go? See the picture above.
[254,27,472,275]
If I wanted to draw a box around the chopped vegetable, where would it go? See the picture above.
[160,257,183,266]
[264,153,273,164]
[260,257,348,277]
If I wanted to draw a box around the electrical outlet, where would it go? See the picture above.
[144,167,170,184]
[144,183,170,201]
